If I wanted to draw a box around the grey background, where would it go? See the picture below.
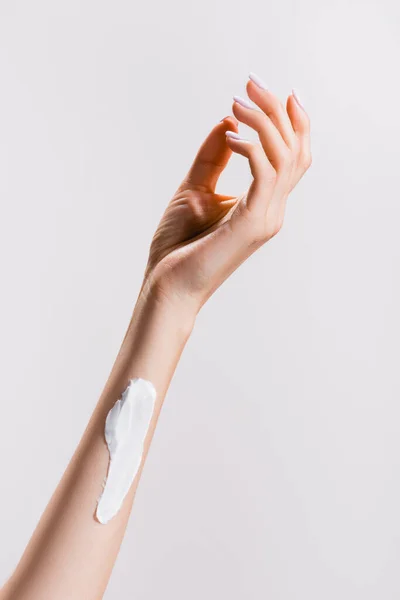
[1,1,400,598]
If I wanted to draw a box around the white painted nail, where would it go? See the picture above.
[225,130,250,142]
[233,95,254,109]
[225,131,241,139]
[292,88,305,110]
[249,71,268,90]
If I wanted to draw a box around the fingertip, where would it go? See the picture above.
[286,93,296,116]
[246,77,262,98]
[287,92,310,135]
[291,88,305,111]
[224,133,239,146]
[225,130,252,143]
[231,99,244,121]
[220,115,239,130]
[287,90,307,112]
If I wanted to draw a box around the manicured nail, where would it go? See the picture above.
[292,88,304,110]
[225,130,250,142]
[225,131,241,139]
[233,95,254,109]
[249,71,268,90]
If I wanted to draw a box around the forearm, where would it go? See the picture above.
[2,284,196,600]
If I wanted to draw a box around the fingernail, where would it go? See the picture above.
[225,131,241,139]
[225,130,249,142]
[219,116,230,122]
[292,88,304,110]
[233,95,254,110]
[249,71,268,90]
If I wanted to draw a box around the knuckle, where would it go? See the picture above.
[251,147,277,184]
[248,146,262,167]
[278,147,295,169]
[267,166,277,181]
[250,144,268,165]
[289,136,301,155]
[267,95,282,114]
[248,143,262,159]
[256,111,272,133]
[302,113,311,129]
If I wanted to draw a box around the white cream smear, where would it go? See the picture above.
[96,377,156,524]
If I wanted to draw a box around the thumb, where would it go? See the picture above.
[182,116,238,191]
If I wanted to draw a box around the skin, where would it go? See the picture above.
[0,77,311,600]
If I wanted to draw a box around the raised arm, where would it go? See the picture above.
[1,73,311,600]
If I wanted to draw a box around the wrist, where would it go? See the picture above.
[107,277,195,404]
[138,272,199,337]
[135,282,196,345]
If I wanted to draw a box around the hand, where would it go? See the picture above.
[142,75,311,315]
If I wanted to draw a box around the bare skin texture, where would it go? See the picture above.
[0,74,311,600]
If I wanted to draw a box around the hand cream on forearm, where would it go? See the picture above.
[96,377,156,524]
